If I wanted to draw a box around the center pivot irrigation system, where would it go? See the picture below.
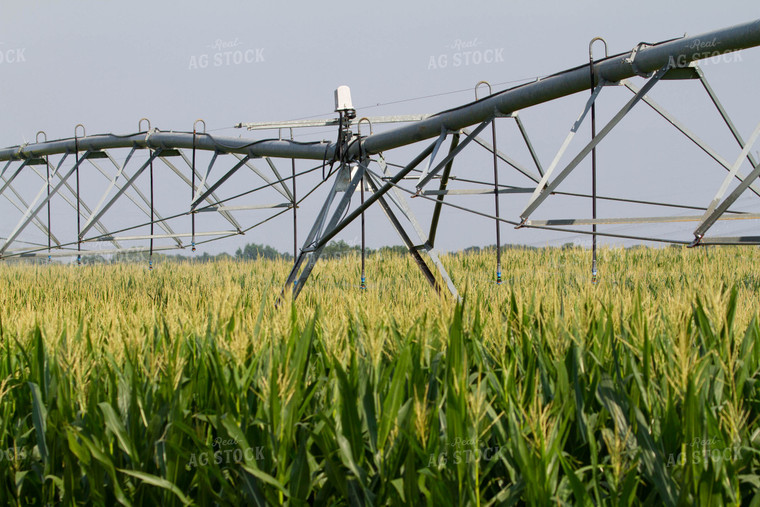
[1,19,760,300]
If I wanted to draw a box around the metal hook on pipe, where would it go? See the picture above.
[589,37,608,61]
[357,117,373,137]
[74,124,86,139]
[139,117,151,132]
[35,131,47,144]
[475,80,492,100]
[193,119,206,134]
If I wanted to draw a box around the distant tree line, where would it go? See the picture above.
[235,243,292,261]
[8,240,679,265]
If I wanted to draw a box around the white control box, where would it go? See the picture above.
[334,85,353,112]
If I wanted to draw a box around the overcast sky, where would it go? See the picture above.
[1,0,759,256]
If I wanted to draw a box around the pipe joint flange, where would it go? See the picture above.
[625,42,654,78]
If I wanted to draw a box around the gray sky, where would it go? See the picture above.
[1,0,759,256]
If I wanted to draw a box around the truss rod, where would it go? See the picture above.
[699,235,760,245]
[98,154,183,247]
[416,121,489,190]
[196,203,292,212]
[520,66,669,221]
[423,188,535,196]
[367,162,458,297]
[193,163,322,211]
[1,151,91,254]
[514,114,544,176]
[0,176,61,246]
[231,154,292,200]
[526,213,760,226]
[305,140,437,253]
[428,134,460,248]
[80,149,163,238]
[178,149,242,232]
[364,172,443,295]
[694,121,760,239]
[624,80,760,198]
[265,157,294,201]
[366,165,691,245]
[465,129,542,183]
[92,230,239,242]
[196,151,220,200]
[697,67,760,173]
[190,156,250,209]
[0,160,30,194]
[521,82,604,216]
[80,162,329,246]
[27,162,121,249]
[6,245,177,260]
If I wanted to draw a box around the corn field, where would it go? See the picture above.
[1,245,760,505]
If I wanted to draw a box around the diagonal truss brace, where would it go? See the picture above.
[0,173,61,247]
[427,134,460,248]
[195,151,219,201]
[519,81,605,218]
[462,112,547,185]
[697,66,760,175]
[87,147,137,223]
[1,151,92,255]
[160,153,242,232]
[282,163,366,301]
[371,157,458,297]
[0,159,30,195]
[95,153,183,247]
[264,157,293,201]
[465,128,542,184]
[416,126,448,186]
[30,160,121,249]
[363,170,445,296]
[520,66,670,222]
[233,154,293,201]
[191,156,250,209]
[416,121,490,190]
[80,149,163,238]
[178,150,243,232]
[514,114,545,177]
[624,80,760,198]
[693,121,760,240]
[279,140,438,301]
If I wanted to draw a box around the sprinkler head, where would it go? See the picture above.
[191,242,196,252]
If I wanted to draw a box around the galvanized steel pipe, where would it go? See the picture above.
[2,19,758,163]
[355,18,760,156]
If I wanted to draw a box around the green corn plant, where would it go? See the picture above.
[0,247,758,504]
